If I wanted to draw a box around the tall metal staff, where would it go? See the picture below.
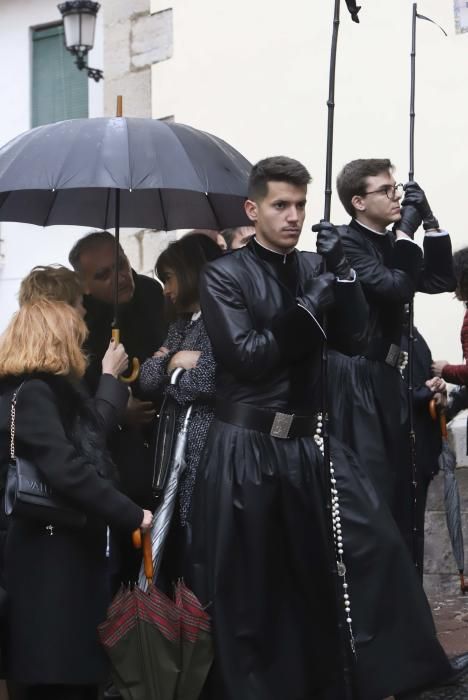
[319,2,361,697]
[408,2,446,571]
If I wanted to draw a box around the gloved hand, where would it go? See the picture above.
[402,182,439,230]
[312,221,352,279]
[395,204,422,239]
[297,272,335,316]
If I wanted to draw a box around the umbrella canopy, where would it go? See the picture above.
[99,574,212,699]
[0,116,251,230]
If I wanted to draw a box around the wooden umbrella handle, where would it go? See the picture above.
[132,529,142,549]
[111,328,140,384]
[142,531,153,583]
[429,398,448,439]
[131,528,153,586]
[439,412,448,440]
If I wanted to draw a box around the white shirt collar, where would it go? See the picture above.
[353,219,388,236]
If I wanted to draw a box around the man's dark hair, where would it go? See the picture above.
[156,233,222,320]
[68,231,123,271]
[453,247,468,302]
[248,156,311,202]
[221,228,237,249]
[336,158,394,217]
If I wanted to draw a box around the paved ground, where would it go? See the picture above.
[397,593,468,699]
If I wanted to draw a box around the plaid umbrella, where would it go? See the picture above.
[99,533,213,699]
[175,581,213,700]
[98,581,181,700]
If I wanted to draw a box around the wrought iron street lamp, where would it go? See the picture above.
[57,1,103,82]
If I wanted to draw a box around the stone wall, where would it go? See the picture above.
[103,0,176,273]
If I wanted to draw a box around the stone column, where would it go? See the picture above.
[102,0,175,273]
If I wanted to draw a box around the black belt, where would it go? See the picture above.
[365,342,401,368]
[215,401,320,439]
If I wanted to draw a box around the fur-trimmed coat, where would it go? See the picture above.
[0,373,143,685]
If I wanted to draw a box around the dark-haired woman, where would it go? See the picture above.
[139,234,222,576]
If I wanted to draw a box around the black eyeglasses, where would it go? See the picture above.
[362,183,404,200]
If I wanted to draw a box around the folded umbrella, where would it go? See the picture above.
[98,579,181,700]
[430,399,468,594]
[175,580,213,700]
[100,533,212,699]
[139,368,193,590]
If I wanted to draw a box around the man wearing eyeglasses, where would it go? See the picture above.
[324,158,455,548]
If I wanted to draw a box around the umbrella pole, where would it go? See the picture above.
[112,96,139,383]
[408,4,447,573]
[319,3,357,697]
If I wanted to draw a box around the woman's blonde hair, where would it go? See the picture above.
[19,265,83,307]
[0,300,88,379]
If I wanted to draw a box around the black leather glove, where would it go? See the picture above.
[395,204,422,239]
[312,221,352,279]
[297,272,335,316]
[402,182,439,230]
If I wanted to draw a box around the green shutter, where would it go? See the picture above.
[32,24,88,128]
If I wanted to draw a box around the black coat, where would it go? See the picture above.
[83,271,166,508]
[0,374,143,685]
[192,239,450,700]
[329,221,455,510]
[338,220,456,357]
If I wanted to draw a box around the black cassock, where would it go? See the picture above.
[329,220,455,517]
[189,238,450,700]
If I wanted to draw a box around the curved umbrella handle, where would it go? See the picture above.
[429,398,437,421]
[111,328,140,383]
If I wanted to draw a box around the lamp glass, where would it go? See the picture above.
[62,9,96,52]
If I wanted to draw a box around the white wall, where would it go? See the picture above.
[151,0,467,362]
[0,0,104,330]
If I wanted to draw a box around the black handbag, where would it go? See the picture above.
[149,367,185,505]
[4,382,86,529]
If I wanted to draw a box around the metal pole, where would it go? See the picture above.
[321,2,357,697]
[112,188,121,330]
[408,2,418,572]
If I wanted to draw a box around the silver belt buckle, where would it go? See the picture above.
[385,343,400,368]
[270,412,294,439]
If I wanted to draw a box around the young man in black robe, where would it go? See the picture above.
[189,157,455,700]
[329,159,455,542]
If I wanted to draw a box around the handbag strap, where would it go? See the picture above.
[10,381,25,460]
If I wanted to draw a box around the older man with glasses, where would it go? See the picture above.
[323,158,455,545]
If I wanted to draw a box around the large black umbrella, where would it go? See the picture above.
[0,106,251,375]
[0,115,251,230]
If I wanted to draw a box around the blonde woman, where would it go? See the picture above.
[0,301,152,700]
[19,265,129,432]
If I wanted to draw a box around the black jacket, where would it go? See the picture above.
[83,271,166,506]
[338,220,456,358]
[200,238,368,414]
[0,374,142,684]
[401,327,442,480]
[83,271,166,396]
